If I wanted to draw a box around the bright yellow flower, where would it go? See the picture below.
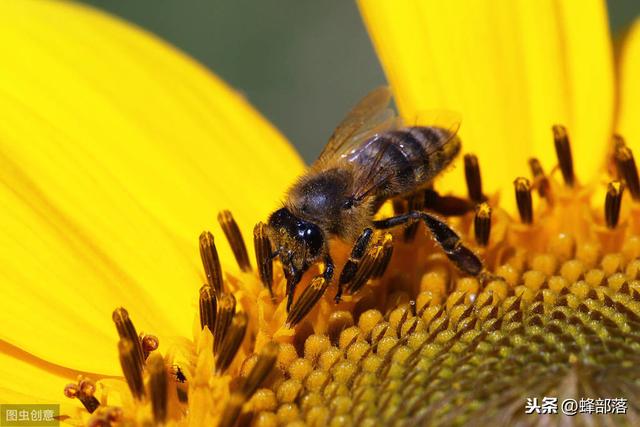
[2,0,640,426]
[0,0,302,417]
[359,0,616,200]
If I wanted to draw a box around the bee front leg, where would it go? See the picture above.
[335,228,373,303]
[373,211,483,276]
[323,253,335,282]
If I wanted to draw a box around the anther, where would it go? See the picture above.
[613,135,640,200]
[139,333,159,361]
[64,378,100,414]
[514,177,533,224]
[214,293,236,355]
[327,311,354,344]
[215,312,248,374]
[528,158,552,202]
[346,236,392,295]
[552,125,575,187]
[345,253,376,295]
[286,276,329,327]
[464,154,485,203]
[112,308,144,371]
[217,210,251,272]
[371,234,394,279]
[147,353,168,424]
[199,284,217,332]
[241,342,279,398]
[474,203,492,247]
[605,181,624,229]
[218,392,246,427]
[253,222,274,294]
[199,231,224,293]
[118,339,145,399]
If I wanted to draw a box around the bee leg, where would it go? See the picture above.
[335,228,373,303]
[373,211,483,276]
[423,188,474,216]
[324,254,335,282]
[403,193,424,242]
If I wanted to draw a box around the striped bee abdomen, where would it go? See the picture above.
[351,126,461,204]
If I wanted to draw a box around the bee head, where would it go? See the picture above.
[267,207,325,284]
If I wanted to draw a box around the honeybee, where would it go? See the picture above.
[266,87,483,310]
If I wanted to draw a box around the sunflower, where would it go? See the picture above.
[1,0,640,426]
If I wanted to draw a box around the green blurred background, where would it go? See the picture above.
[81,0,638,163]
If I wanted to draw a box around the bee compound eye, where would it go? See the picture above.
[303,224,323,257]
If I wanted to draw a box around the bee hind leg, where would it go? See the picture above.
[373,211,483,276]
[335,228,373,303]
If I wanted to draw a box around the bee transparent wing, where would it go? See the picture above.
[316,86,397,163]
[349,109,462,203]
[349,136,398,201]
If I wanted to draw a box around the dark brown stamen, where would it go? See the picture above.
[327,311,354,344]
[112,308,144,372]
[286,276,329,327]
[217,210,251,272]
[215,312,248,374]
[514,177,533,224]
[614,135,640,200]
[199,231,223,293]
[64,379,100,414]
[241,342,279,397]
[464,154,484,203]
[345,255,376,295]
[474,202,492,247]
[118,339,145,399]
[214,293,236,355]
[175,367,188,403]
[218,392,245,427]
[253,222,274,294]
[139,333,159,361]
[605,181,624,229]
[77,397,100,414]
[423,188,473,216]
[528,158,552,203]
[147,353,168,424]
[371,234,394,279]
[346,235,393,294]
[199,284,217,332]
[552,125,575,187]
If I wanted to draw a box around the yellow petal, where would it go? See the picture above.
[358,0,614,198]
[617,18,640,154]
[0,342,82,416]
[0,0,303,375]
